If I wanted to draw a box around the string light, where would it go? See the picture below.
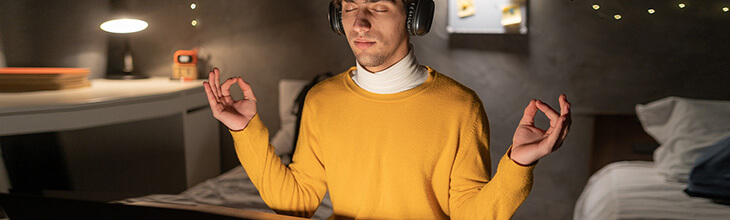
[582,2,729,20]
[190,3,198,28]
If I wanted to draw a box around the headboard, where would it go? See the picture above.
[590,114,659,174]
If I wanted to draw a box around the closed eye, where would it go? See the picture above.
[343,3,357,13]
[372,6,388,12]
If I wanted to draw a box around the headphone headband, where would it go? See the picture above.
[328,0,434,36]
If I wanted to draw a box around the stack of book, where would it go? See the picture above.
[0,67,91,92]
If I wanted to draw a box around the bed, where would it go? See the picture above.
[120,77,334,219]
[574,96,730,220]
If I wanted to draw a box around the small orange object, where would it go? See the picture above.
[172,49,198,80]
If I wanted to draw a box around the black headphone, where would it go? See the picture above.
[328,0,434,36]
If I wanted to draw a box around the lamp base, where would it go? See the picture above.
[105,74,149,80]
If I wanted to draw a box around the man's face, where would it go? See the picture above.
[341,0,410,72]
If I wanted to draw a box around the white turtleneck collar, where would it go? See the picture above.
[351,46,429,94]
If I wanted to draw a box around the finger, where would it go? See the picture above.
[238,78,257,102]
[203,82,222,114]
[545,116,566,152]
[558,94,572,140]
[556,116,571,150]
[220,77,238,104]
[536,100,560,122]
[207,70,220,101]
[214,68,222,99]
[519,99,538,125]
[559,94,571,117]
[560,114,571,141]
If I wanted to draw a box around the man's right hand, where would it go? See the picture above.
[203,68,258,131]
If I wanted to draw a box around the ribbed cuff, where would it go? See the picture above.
[497,146,536,181]
[229,114,268,142]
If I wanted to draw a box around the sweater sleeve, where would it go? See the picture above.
[449,101,536,220]
[230,112,327,218]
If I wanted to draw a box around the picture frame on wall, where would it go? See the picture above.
[447,0,528,34]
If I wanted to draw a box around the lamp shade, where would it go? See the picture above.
[100,18,148,34]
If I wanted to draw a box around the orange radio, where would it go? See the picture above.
[172,49,198,80]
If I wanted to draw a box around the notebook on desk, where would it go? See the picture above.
[0,193,243,220]
[0,67,91,92]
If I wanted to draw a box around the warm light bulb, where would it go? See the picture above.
[100,19,148,34]
[648,8,656,14]
[679,3,686,8]
[592,4,600,10]
[191,3,197,10]
[723,7,729,12]
[614,14,622,20]
[191,19,198,27]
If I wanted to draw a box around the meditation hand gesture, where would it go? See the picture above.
[510,94,572,165]
[203,68,258,131]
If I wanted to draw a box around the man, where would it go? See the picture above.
[203,0,571,219]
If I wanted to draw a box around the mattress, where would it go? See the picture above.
[574,161,730,220]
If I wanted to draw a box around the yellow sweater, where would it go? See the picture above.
[231,66,535,219]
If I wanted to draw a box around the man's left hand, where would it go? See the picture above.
[510,94,571,165]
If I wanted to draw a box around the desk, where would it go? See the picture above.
[0,77,220,194]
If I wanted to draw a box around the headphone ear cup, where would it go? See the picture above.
[406,1,416,35]
[407,0,434,36]
[329,2,345,35]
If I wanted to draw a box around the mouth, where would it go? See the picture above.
[354,39,376,50]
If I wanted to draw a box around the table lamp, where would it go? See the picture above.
[100,18,148,79]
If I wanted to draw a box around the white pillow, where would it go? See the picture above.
[270,79,308,163]
[636,96,730,182]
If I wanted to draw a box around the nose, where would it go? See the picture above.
[352,9,371,34]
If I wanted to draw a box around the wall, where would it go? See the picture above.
[415,1,729,218]
[104,0,355,140]
[1,0,728,219]
[0,0,110,79]
[0,30,6,67]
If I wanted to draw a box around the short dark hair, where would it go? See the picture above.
[331,0,412,9]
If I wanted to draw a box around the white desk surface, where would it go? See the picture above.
[0,77,205,114]
[0,77,208,136]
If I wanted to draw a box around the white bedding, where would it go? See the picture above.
[574,161,730,220]
[122,79,333,218]
[122,166,334,219]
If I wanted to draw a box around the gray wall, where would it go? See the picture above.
[1,0,728,219]
[0,0,110,78]
[0,30,5,68]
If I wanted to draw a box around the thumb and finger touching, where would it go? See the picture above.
[516,95,571,152]
[204,68,258,131]
[220,78,240,105]
[238,77,257,102]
